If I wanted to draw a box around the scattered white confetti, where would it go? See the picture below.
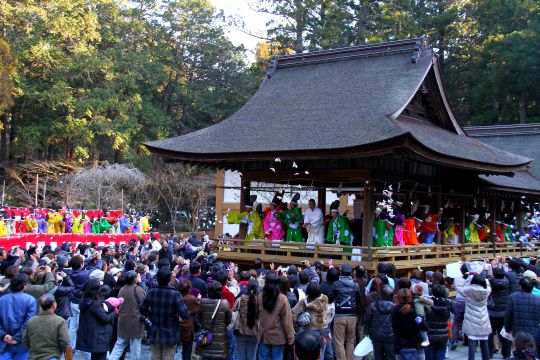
[304,171,309,175]
[274,157,281,163]
[270,167,276,172]
[292,161,298,168]
[294,173,299,176]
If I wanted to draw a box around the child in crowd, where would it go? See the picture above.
[412,283,433,346]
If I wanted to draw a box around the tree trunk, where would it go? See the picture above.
[0,113,9,162]
[519,92,526,124]
[356,6,368,45]
[294,0,304,53]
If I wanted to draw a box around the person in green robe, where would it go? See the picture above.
[92,216,112,234]
[326,200,352,252]
[275,193,304,242]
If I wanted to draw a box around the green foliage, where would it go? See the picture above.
[258,0,540,125]
[0,0,255,165]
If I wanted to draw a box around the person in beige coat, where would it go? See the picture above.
[257,273,295,360]
[109,271,146,360]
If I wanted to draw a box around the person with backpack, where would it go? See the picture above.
[328,263,361,360]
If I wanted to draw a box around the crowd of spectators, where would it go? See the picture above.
[1,234,540,360]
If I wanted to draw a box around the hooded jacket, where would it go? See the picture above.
[364,300,394,343]
[458,282,492,337]
[291,294,328,330]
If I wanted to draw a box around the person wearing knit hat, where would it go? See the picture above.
[326,200,352,252]
[275,193,304,243]
[89,270,105,284]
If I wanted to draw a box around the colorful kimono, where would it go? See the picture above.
[227,210,264,240]
[373,220,390,247]
[92,217,111,234]
[275,207,304,242]
[443,220,459,244]
[38,218,47,233]
[82,220,92,234]
[119,216,132,234]
[46,213,56,234]
[465,223,480,243]
[24,217,38,233]
[71,216,83,234]
[64,215,73,233]
[139,216,150,233]
[0,220,7,237]
[263,208,285,241]
[504,226,515,242]
[326,215,352,252]
[403,218,419,245]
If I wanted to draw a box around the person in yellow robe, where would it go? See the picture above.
[46,211,56,234]
[227,201,263,241]
[0,214,7,237]
[24,214,38,233]
[139,215,150,233]
[71,214,84,234]
[54,211,65,233]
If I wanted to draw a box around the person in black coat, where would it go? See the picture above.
[505,277,540,338]
[54,271,75,320]
[505,258,525,294]
[76,279,117,360]
[425,285,452,360]
[391,288,424,357]
[488,267,511,358]
[365,282,395,360]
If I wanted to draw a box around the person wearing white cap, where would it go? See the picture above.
[303,199,325,246]
[523,270,540,296]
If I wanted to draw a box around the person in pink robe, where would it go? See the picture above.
[263,192,286,243]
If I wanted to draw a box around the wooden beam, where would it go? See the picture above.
[317,188,326,214]
[238,178,250,239]
[215,170,225,236]
[362,185,374,248]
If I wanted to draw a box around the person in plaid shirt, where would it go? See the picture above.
[140,267,189,360]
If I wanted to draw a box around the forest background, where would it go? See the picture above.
[0,0,538,231]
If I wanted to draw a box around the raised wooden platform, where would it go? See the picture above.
[214,238,540,273]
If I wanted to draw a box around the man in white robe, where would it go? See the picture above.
[303,199,325,245]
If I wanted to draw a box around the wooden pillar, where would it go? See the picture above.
[517,199,524,235]
[491,197,497,258]
[215,170,225,236]
[238,178,250,239]
[317,188,326,214]
[459,197,467,245]
[362,185,374,248]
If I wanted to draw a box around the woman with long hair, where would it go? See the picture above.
[76,278,116,360]
[391,288,424,359]
[258,273,294,360]
[234,279,259,360]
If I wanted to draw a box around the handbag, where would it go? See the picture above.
[353,336,373,359]
[297,298,311,327]
[194,299,222,347]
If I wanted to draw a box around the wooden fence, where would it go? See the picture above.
[213,238,540,272]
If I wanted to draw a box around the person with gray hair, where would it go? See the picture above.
[23,294,69,360]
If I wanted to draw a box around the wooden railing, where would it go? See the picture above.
[214,238,540,272]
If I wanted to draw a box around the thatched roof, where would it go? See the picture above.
[145,38,530,173]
